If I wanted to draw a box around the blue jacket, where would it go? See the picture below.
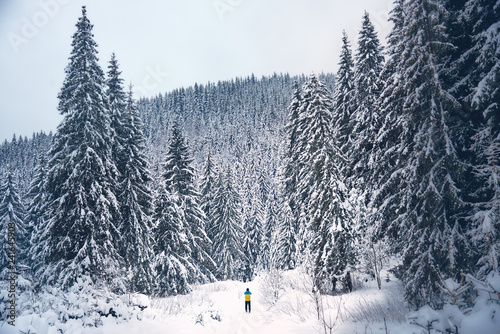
[244,290,252,301]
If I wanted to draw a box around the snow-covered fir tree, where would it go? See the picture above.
[332,30,356,157]
[275,201,297,270]
[465,0,500,281]
[26,154,49,273]
[393,0,469,308]
[296,75,355,293]
[160,120,215,283]
[200,149,218,238]
[0,171,28,275]
[281,81,305,259]
[347,12,385,237]
[242,185,264,280]
[260,188,280,270]
[209,167,247,280]
[369,0,407,245]
[115,85,155,294]
[279,81,303,269]
[106,53,127,170]
[154,189,191,296]
[257,168,271,207]
[37,6,124,291]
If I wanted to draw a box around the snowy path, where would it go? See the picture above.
[101,279,276,334]
[211,280,269,334]
[3,270,425,334]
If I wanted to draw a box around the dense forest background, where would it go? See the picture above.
[0,72,334,203]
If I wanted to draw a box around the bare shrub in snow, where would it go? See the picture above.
[320,297,345,334]
[346,295,407,324]
[150,294,192,317]
[273,293,314,322]
[259,269,285,308]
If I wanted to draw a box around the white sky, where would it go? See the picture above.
[0,0,394,143]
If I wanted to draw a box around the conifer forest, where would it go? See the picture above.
[1,1,499,333]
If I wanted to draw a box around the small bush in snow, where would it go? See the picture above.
[347,295,407,324]
[259,269,285,307]
[0,276,149,333]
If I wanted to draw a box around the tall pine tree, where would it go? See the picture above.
[275,201,297,270]
[333,30,356,158]
[114,84,155,294]
[281,81,303,263]
[200,149,217,240]
[0,171,28,275]
[370,0,408,244]
[209,167,247,280]
[296,75,354,293]
[26,154,49,274]
[39,7,124,291]
[242,186,263,279]
[347,12,385,238]
[465,0,500,281]
[393,0,469,308]
[154,185,193,296]
[106,53,128,188]
[160,120,215,283]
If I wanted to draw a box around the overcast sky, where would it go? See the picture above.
[0,0,394,143]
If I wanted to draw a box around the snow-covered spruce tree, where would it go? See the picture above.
[209,167,247,281]
[349,11,385,172]
[445,0,499,109]
[297,75,354,294]
[394,0,470,309]
[257,168,271,207]
[464,89,500,317]
[346,11,385,237]
[200,149,218,239]
[359,0,409,290]
[106,53,128,181]
[26,154,49,273]
[434,0,500,286]
[466,0,500,282]
[154,188,191,296]
[260,188,280,270]
[114,85,155,294]
[281,81,302,263]
[0,171,28,275]
[369,0,408,246]
[39,7,124,291]
[275,201,297,270]
[242,186,263,280]
[161,120,215,283]
[332,30,356,158]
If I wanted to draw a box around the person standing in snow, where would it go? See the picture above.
[244,288,252,313]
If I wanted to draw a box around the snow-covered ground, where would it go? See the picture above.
[2,269,498,333]
[1,268,421,334]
